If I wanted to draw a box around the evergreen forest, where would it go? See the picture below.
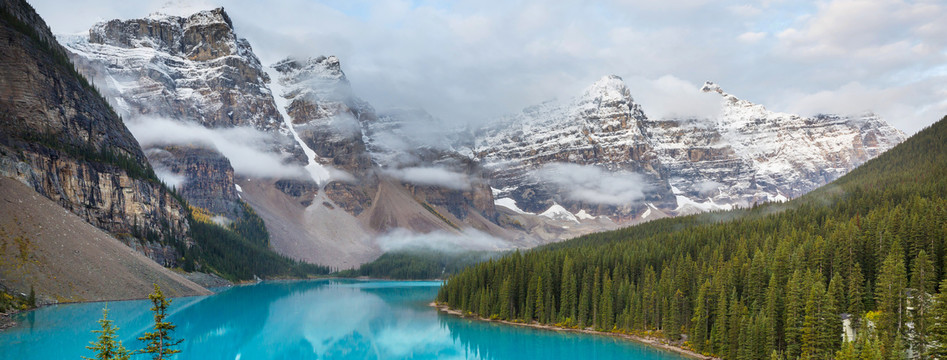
[438,116,947,359]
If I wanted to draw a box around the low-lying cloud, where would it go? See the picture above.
[127,117,308,179]
[696,179,723,195]
[151,164,187,189]
[383,166,472,191]
[375,228,513,253]
[534,163,650,206]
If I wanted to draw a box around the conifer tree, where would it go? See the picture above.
[909,250,935,356]
[875,245,907,356]
[927,279,947,358]
[84,306,130,360]
[848,262,866,330]
[137,284,183,360]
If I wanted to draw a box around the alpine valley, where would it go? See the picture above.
[0,2,906,303]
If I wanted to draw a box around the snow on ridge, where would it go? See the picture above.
[540,203,580,223]
[575,209,597,220]
[266,65,332,186]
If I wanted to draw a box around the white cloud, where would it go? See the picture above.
[780,79,947,133]
[738,31,767,43]
[534,163,650,206]
[628,75,723,119]
[152,165,187,188]
[127,117,309,179]
[384,167,472,191]
[375,228,512,253]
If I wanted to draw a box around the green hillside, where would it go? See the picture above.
[437,116,947,359]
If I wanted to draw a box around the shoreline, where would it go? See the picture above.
[431,302,719,360]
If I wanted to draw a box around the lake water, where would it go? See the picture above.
[0,280,687,359]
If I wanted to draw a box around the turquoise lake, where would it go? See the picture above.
[0,280,687,359]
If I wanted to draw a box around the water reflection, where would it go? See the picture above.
[0,280,683,360]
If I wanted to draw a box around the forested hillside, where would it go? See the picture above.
[438,116,947,359]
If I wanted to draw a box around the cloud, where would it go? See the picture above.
[738,31,767,43]
[127,117,309,179]
[627,75,723,119]
[696,180,723,195]
[29,0,945,135]
[533,163,650,206]
[151,164,187,188]
[384,166,472,190]
[374,228,512,253]
[779,79,947,134]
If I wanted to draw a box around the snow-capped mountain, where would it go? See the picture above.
[61,8,305,220]
[475,75,676,222]
[59,7,906,268]
[476,77,905,220]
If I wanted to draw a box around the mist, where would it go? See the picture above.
[383,166,472,191]
[533,163,650,206]
[375,228,513,253]
[127,117,308,179]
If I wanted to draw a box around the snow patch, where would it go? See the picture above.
[265,66,332,186]
[494,198,532,215]
[575,209,597,220]
[540,203,580,223]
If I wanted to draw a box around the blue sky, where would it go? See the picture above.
[31,0,947,134]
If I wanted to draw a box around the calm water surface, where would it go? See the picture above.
[0,280,687,359]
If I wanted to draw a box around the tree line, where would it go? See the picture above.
[437,116,947,359]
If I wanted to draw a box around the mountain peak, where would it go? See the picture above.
[700,80,766,116]
[575,75,646,133]
[90,7,238,61]
[272,56,347,86]
[583,75,631,101]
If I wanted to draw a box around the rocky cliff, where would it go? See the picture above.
[0,0,190,252]
[474,76,676,222]
[62,8,309,223]
[475,77,905,221]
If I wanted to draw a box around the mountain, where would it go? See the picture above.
[0,0,204,300]
[63,7,305,222]
[0,0,327,300]
[476,76,904,222]
[63,10,516,268]
[60,7,904,272]
[438,114,947,359]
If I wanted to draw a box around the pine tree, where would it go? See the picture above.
[909,250,935,357]
[848,262,866,331]
[802,280,826,359]
[84,306,131,360]
[824,275,843,355]
[927,279,947,358]
[137,284,183,360]
[875,245,907,357]
[691,280,712,352]
[499,277,512,320]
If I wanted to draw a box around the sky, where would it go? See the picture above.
[31,0,947,134]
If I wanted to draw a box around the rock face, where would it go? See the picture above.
[62,8,309,221]
[147,145,242,218]
[72,8,285,131]
[0,0,189,249]
[269,56,376,215]
[475,77,905,220]
[474,75,676,221]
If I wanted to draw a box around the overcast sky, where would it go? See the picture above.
[32,0,947,134]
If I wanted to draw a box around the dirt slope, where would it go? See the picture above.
[0,177,210,303]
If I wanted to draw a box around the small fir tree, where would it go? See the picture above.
[137,284,183,360]
[84,306,130,360]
